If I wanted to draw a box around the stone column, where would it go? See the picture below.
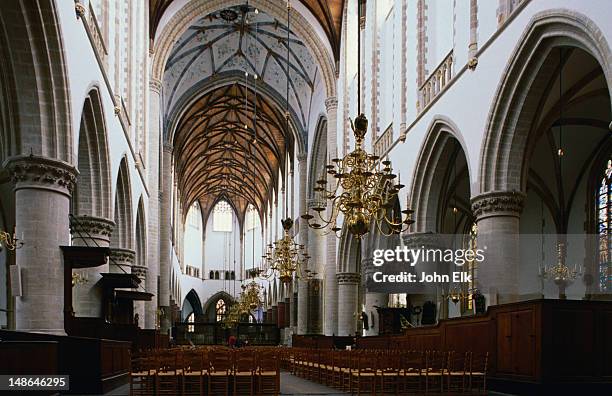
[471,191,525,305]
[7,156,77,335]
[337,272,360,336]
[131,264,147,327]
[364,291,387,336]
[296,153,309,334]
[159,144,173,332]
[289,281,296,328]
[71,216,114,317]
[324,96,338,336]
[146,77,162,329]
[402,232,445,318]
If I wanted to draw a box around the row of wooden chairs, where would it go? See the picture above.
[130,347,280,396]
[285,348,488,395]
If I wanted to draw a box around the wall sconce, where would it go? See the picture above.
[0,228,24,251]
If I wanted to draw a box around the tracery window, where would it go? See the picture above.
[597,159,612,292]
[213,200,233,232]
[215,299,226,322]
[186,312,195,333]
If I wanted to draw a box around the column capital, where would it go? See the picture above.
[149,77,163,94]
[131,265,147,280]
[5,155,78,196]
[402,231,444,250]
[471,191,525,220]
[297,152,307,162]
[337,272,360,284]
[325,96,338,112]
[109,248,136,271]
[71,215,115,245]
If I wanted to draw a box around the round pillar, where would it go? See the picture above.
[7,156,77,335]
[71,216,114,318]
[471,191,525,305]
[337,272,360,336]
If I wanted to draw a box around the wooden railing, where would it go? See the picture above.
[418,50,454,112]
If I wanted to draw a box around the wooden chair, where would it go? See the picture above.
[350,352,378,396]
[156,350,181,396]
[130,354,156,396]
[379,351,401,396]
[400,350,424,395]
[182,349,206,396]
[234,349,255,396]
[256,350,279,395]
[331,350,348,390]
[208,349,232,396]
[423,350,447,394]
[446,351,469,394]
[468,352,488,395]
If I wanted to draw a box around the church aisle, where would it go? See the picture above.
[279,371,348,395]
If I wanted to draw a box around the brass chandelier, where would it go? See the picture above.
[300,1,413,239]
[301,115,413,238]
[261,218,310,284]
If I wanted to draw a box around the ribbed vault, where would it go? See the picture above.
[174,82,294,222]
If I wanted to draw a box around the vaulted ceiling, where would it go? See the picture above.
[163,5,319,139]
[173,82,293,222]
[149,0,345,61]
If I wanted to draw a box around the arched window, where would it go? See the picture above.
[597,159,612,292]
[231,271,236,280]
[215,271,220,280]
[209,270,214,279]
[215,299,226,322]
[186,312,195,333]
[213,200,233,232]
[246,205,259,230]
[188,202,201,229]
[225,271,230,280]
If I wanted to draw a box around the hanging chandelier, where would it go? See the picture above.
[300,0,413,239]
[261,218,310,284]
[301,116,414,238]
[240,279,263,310]
[540,241,583,286]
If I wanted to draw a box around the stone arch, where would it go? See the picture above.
[135,196,147,269]
[73,88,112,220]
[111,157,134,250]
[410,117,471,232]
[203,291,234,322]
[0,1,72,162]
[151,0,336,99]
[308,116,328,201]
[479,9,612,194]
[182,289,203,318]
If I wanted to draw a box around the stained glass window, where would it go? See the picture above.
[597,159,612,292]
[246,205,259,230]
[215,299,226,322]
[462,222,478,312]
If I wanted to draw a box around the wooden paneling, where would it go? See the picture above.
[292,299,612,392]
[0,330,130,394]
